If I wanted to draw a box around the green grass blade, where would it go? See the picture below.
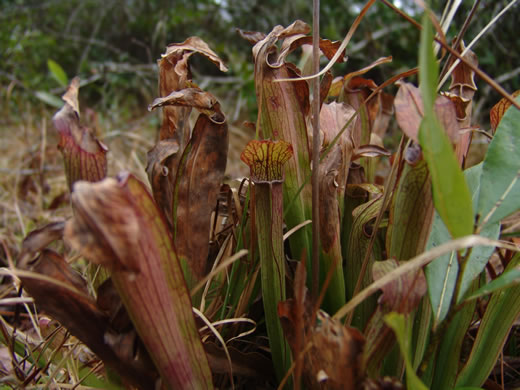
[47,59,68,87]
[456,253,520,387]
[385,312,428,390]
[418,11,473,239]
[464,265,520,301]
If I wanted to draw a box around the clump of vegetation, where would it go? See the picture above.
[1,1,520,389]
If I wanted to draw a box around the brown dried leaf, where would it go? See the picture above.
[279,299,365,390]
[318,102,355,251]
[446,40,478,107]
[434,95,460,143]
[372,259,427,313]
[440,92,471,121]
[158,36,227,145]
[149,88,225,124]
[490,90,520,133]
[147,86,228,280]
[309,311,365,390]
[343,57,393,86]
[163,37,228,73]
[394,82,459,143]
[174,113,228,278]
[18,221,65,268]
[372,91,395,138]
[96,278,133,333]
[276,35,345,67]
[342,77,379,149]
[53,77,108,191]
[319,71,334,108]
[441,41,478,163]
[145,139,179,230]
[394,82,424,142]
[236,28,267,45]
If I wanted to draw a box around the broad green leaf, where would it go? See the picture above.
[426,164,499,324]
[418,12,473,239]
[456,253,520,387]
[464,265,520,301]
[385,313,428,390]
[35,90,64,108]
[477,95,520,227]
[47,59,68,87]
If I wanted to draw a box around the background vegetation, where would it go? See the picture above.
[2,0,519,125]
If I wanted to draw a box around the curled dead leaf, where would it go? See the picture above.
[158,36,227,145]
[149,88,225,124]
[236,28,267,45]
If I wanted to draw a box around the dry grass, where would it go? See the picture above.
[0,88,254,386]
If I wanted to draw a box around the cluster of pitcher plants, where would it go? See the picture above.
[4,1,520,389]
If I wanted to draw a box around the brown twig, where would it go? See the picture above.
[311,0,320,305]
[379,0,520,111]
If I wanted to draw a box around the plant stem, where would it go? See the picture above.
[311,0,320,303]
